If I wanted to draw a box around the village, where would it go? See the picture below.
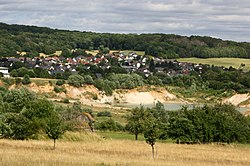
[0,50,204,78]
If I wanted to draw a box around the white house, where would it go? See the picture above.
[0,67,10,77]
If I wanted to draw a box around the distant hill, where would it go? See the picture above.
[0,22,250,58]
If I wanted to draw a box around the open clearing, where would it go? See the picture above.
[178,58,250,71]
[0,138,250,166]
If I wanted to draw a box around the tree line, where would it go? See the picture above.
[125,102,250,157]
[0,22,250,59]
[95,102,250,157]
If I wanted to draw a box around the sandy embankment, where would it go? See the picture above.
[99,88,178,105]
[223,94,250,106]
[8,82,181,108]
[63,85,181,107]
[223,93,250,116]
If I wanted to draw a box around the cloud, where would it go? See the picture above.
[0,0,249,41]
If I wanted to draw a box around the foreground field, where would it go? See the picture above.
[1,138,250,166]
[179,58,250,71]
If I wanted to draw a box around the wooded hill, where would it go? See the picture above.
[0,22,250,58]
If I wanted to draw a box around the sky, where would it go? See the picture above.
[0,0,249,42]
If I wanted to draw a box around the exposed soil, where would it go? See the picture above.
[223,94,250,106]
[9,83,182,108]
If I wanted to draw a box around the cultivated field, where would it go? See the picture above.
[179,58,250,71]
[1,135,250,166]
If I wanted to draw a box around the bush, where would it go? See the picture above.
[61,98,70,103]
[97,111,112,117]
[10,70,18,77]
[54,86,66,93]
[15,78,22,85]
[94,79,114,96]
[95,118,124,131]
[147,75,163,85]
[22,74,31,84]
[68,74,85,87]
[0,87,7,95]
[2,77,15,85]
[107,73,144,89]
[84,75,94,85]
[56,79,65,86]
[2,113,38,140]
[92,93,98,100]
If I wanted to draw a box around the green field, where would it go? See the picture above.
[178,58,250,71]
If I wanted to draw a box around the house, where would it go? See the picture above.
[0,67,10,77]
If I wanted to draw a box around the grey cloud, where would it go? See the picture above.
[0,0,249,41]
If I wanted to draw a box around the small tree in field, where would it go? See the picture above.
[143,113,159,159]
[45,113,65,150]
[125,107,147,140]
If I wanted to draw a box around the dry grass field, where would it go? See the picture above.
[1,134,250,166]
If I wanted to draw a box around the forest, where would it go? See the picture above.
[0,22,250,59]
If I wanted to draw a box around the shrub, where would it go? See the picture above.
[97,111,112,117]
[22,74,31,85]
[61,98,70,103]
[2,77,15,85]
[15,78,22,85]
[48,80,53,86]
[84,75,94,85]
[94,79,114,96]
[107,73,144,89]
[95,118,124,131]
[68,74,85,87]
[92,93,98,100]
[0,87,7,95]
[54,86,66,93]
[10,70,18,77]
[56,79,65,86]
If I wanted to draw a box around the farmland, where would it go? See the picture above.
[1,135,250,166]
[178,58,250,71]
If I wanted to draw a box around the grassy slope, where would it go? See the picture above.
[179,58,250,71]
[1,138,250,166]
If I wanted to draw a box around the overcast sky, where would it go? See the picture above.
[0,0,249,42]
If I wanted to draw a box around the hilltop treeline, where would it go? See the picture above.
[0,22,250,58]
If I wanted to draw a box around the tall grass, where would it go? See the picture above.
[62,131,103,142]
[0,134,250,166]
